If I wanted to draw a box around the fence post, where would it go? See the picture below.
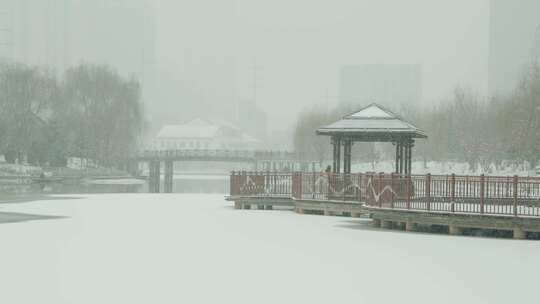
[241,170,247,195]
[357,173,363,202]
[378,172,383,208]
[343,173,346,201]
[236,171,239,196]
[406,174,411,210]
[513,175,518,216]
[230,171,234,196]
[390,173,395,209]
[446,173,456,212]
[446,175,449,198]
[257,171,263,195]
[291,173,296,199]
[312,170,316,199]
[480,174,485,214]
[298,172,303,199]
[426,173,431,211]
[451,173,456,201]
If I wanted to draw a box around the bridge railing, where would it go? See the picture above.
[138,149,301,160]
[230,171,540,217]
[141,149,258,159]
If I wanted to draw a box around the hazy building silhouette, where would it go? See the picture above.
[489,0,540,99]
[339,64,422,108]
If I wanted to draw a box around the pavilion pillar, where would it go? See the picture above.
[399,141,404,175]
[332,136,341,173]
[401,139,414,175]
[395,142,400,174]
[408,140,414,175]
[403,141,409,175]
[343,139,352,174]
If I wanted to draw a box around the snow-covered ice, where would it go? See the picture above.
[0,193,538,303]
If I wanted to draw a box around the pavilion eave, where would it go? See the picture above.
[316,129,427,140]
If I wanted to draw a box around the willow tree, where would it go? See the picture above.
[61,64,143,168]
[0,63,59,164]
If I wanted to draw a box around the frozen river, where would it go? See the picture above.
[0,193,539,303]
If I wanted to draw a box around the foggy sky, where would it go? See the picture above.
[155,0,489,132]
[1,0,491,135]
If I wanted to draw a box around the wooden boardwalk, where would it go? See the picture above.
[228,171,540,239]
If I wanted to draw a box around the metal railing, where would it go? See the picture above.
[230,171,292,197]
[230,171,540,217]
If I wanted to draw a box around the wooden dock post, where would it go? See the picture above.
[381,220,393,229]
[449,225,462,235]
[513,227,526,239]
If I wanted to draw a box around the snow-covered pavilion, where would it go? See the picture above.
[316,103,427,175]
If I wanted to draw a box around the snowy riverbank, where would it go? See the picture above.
[352,160,539,176]
[0,193,538,303]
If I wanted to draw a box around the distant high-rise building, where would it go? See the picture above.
[339,64,422,108]
[489,0,540,99]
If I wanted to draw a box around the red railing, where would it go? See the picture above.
[230,171,292,197]
[230,171,540,217]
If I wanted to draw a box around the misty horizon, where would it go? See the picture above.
[1,0,521,135]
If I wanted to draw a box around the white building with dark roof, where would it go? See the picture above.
[151,118,260,151]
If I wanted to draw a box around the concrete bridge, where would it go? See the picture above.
[134,149,319,193]
[227,171,540,239]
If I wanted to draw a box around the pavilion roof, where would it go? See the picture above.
[316,103,427,140]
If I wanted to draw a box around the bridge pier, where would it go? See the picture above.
[164,160,174,193]
[127,160,140,177]
[149,160,161,193]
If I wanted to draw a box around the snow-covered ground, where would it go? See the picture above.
[0,194,539,303]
